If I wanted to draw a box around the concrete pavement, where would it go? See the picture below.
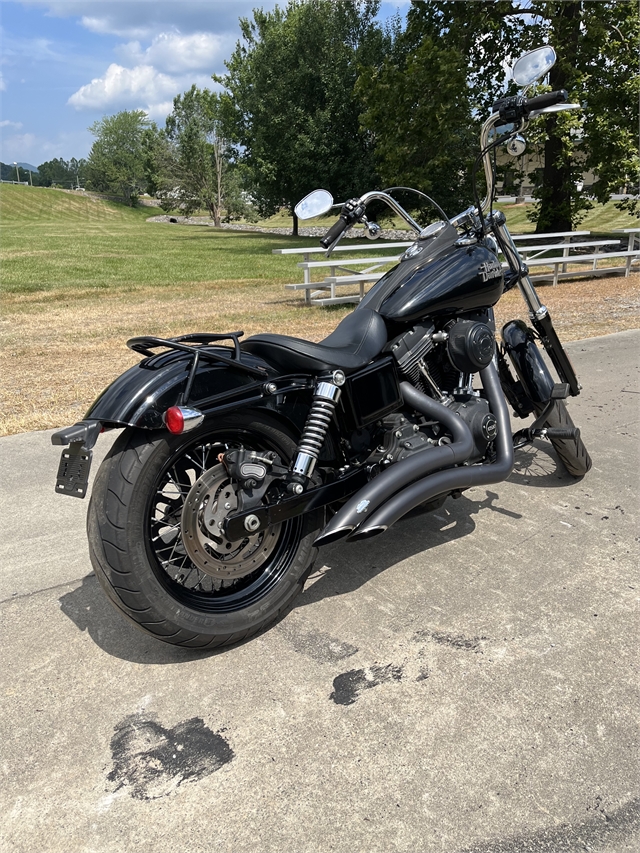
[1,330,639,852]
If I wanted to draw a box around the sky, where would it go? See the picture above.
[0,0,410,168]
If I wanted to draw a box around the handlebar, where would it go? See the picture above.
[525,89,568,112]
[319,191,422,251]
[477,89,573,214]
[320,216,350,249]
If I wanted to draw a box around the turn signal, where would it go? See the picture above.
[164,406,204,435]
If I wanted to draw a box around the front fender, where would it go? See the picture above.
[84,349,283,429]
[501,319,554,406]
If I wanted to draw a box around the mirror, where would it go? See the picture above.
[295,189,333,220]
[512,46,556,87]
[506,135,526,157]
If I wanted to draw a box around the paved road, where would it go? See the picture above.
[1,331,638,853]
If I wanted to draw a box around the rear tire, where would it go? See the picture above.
[536,399,592,478]
[87,413,321,648]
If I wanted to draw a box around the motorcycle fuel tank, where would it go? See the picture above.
[378,242,504,323]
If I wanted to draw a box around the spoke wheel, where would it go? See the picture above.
[87,413,321,648]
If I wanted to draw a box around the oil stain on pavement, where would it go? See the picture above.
[329,663,404,705]
[107,713,234,800]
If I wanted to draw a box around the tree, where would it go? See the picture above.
[523,1,639,229]
[216,0,387,234]
[36,157,87,188]
[162,86,230,225]
[368,1,639,231]
[86,110,149,205]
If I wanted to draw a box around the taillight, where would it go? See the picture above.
[163,406,204,435]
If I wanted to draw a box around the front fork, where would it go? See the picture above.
[492,212,581,396]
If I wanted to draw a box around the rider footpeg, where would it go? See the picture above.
[544,427,580,440]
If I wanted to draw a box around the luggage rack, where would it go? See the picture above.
[126,333,268,404]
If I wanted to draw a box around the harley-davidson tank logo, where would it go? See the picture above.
[478,260,502,282]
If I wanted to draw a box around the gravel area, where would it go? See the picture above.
[146,214,416,242]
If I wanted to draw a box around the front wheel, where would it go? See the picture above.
[536,399,592,478]
[87,412,321,648]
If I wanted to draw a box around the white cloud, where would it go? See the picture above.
[0,132,37,160]
[0,120,24,129]
[68,63,179,110]
[144,100,175,122]
[0,127,95,164]
[0,72,6,92]
[116,31,234,74]
[22,1,277,40]
[67,62,217,117]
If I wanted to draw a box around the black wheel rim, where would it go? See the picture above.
[145,428,303,613]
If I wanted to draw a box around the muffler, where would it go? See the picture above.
[313,381,474,548]
[347,362,513,541]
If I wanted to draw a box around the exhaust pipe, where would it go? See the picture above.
[313,381,474,548]
[346,362,513,541]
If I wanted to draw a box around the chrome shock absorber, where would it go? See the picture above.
[291,370,346,481]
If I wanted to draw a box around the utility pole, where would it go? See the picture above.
[13,162,19,182]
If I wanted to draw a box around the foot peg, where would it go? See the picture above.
[512,424,579,448]
[544,427,580,440]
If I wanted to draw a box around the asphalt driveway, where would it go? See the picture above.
[1,330,638,853]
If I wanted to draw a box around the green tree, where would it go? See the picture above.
[216,0,387,234]
[162,86,230,225]
[523,1,639,230]
[36,157,87,188]
[357,2,525,219]
[86,110,149,205]
[370,1,639,231]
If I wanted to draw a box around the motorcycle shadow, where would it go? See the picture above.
[58,575,217,665]
[298,489,522,610]
[57,489,519,664]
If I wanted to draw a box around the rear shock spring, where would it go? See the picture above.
[292,371,345,479]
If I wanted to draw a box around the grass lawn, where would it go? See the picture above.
[1,184,638,435]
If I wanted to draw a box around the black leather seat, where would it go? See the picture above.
[242,308,387,373]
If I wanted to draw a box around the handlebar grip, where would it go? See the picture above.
[319,216,349,249]
[525,89,568,112]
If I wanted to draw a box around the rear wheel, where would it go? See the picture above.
[536,399,592,478]
[87,413,321,648]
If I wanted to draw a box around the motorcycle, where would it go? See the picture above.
[52,46,591,648]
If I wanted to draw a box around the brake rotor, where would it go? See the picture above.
[181,463,282,579]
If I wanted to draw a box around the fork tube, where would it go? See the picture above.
[493,215,547,319]
[493,214,580,395]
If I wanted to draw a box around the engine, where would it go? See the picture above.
[389,318,495,398]
[387,318,498,462]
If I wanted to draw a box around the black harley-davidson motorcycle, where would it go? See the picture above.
[52,46,591,648]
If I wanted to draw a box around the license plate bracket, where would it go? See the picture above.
[55,443,93,498]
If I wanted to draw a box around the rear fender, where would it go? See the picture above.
[81,349,310,431]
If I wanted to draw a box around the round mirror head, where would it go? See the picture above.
[506,135,526,157]
[512,46,556,87]
[295,189,333,220]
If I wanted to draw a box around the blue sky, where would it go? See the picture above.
[0,0,410,167]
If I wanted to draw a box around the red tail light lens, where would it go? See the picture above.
[164,406,184,434]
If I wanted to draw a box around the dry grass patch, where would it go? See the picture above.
[2,271,638,436]
[0,281,350,434]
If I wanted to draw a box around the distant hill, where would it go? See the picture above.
[1,161,38,181]
[0,182,149,223]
